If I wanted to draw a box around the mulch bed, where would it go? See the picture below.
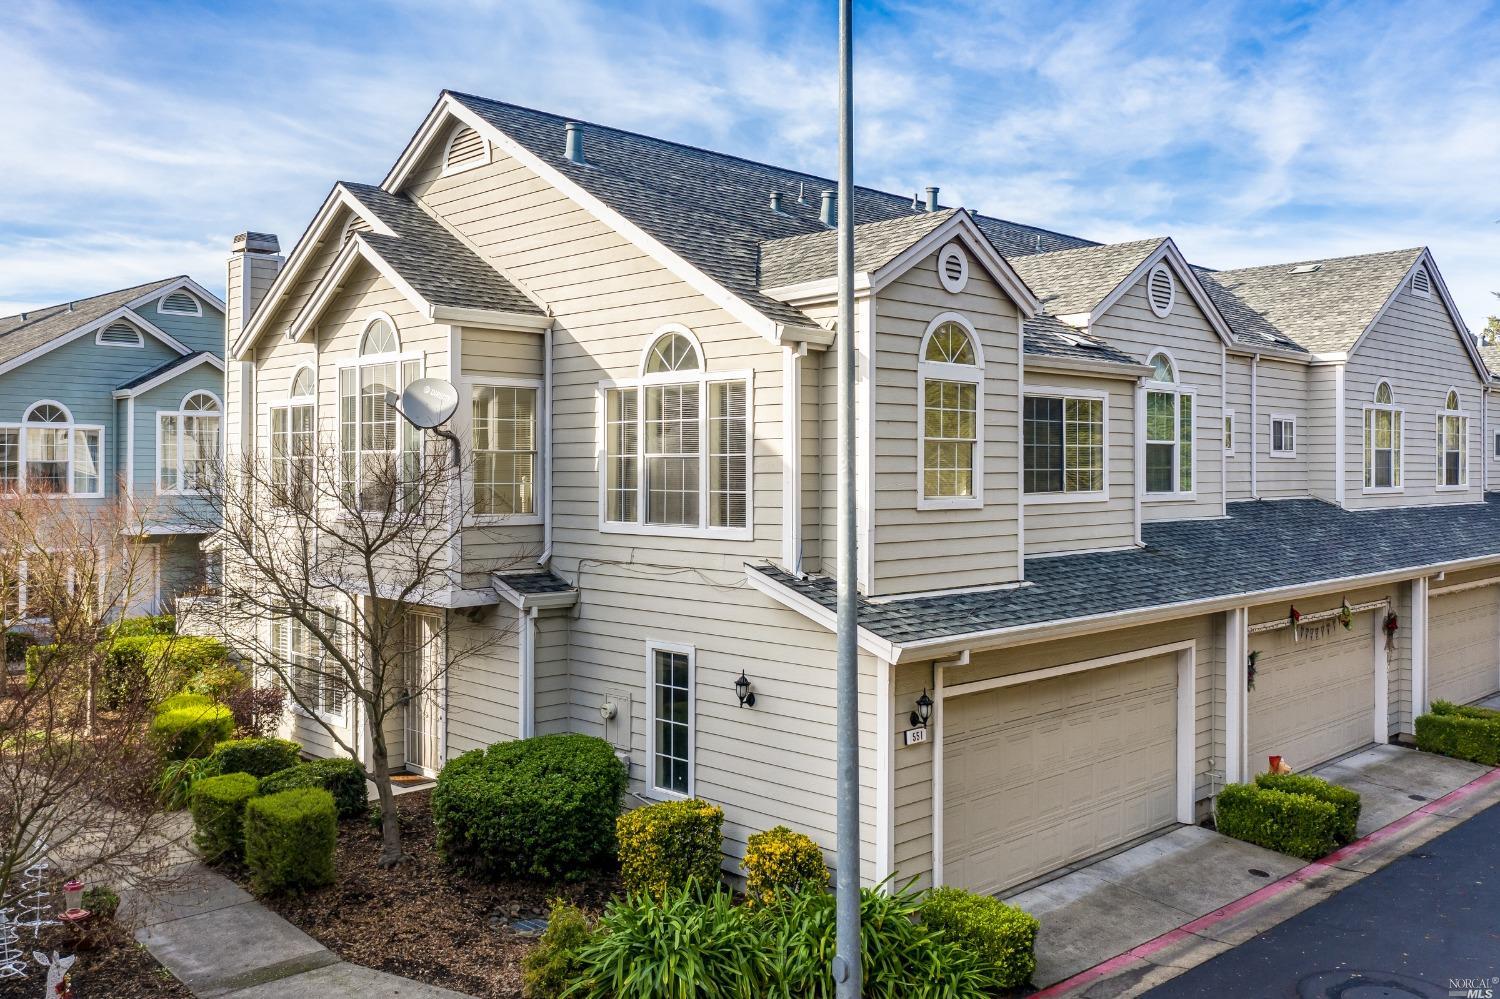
[238,789,619,998]
[0,920,191,999]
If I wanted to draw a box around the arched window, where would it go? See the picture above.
[1363,381,1402,491]
[7,402,102,497]
[1144,351,1193,496]
[603,326,750,532]
[341,316,419,510]
[1437,387,1467,489]
[918,316,983,506]
[158,392,221,494]
[272,366,316,506]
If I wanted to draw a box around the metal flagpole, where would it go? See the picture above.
[833,0,861,994]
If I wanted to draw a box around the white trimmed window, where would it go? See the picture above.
[272,612,346,719]
[1223,409,1236,456]
[1023,392,1105,497]
[472,383,537,516]
[339,317,421,511]
[158,290,202,317]
[1270,415,1296,457]
[918,316,984,507]
[1144,353,1193,496]
[646,642,694,797]
[270,366,315,506]
[602,327,750,535]
[1437,389,1467,489]
[158,392,221,494]
[4,403,104,497]
[1363,381,1403,491]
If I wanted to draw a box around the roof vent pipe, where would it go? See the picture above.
[820,189,836,228]
[564,122,586,165]
[769,190,783,213]
[925,186,940,212]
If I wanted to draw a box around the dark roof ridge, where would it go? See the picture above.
[0,275,185,330]
[1212,246,1425,278]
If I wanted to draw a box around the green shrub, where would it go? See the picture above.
[23,644,81,688]
[111,613,176,638]
[83,886,121,921]
[922,886,1039,989]
[184,663,249,701]
[243,788,337,893]
[152,636,231,691]
[98,635,161,707]
[206,738,302,780]
[571,887,772,998]
[259,758,368,820]
[521,900,597,999]
[190,772,260,862]
[150,704,234,760]
[1255,772,1361,844]
[4,630,35,664]
[764,883,1002,999]
[156,692,215,714]
[434,734,627,881]
[742,825,828,907]
[1415,710,1500,766]
[616,799,724,898]
[1215,783,1339,860]
[155,756,213,810]
[1431,699,1500,720]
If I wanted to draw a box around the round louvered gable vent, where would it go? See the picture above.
[99,321,142,346]
[444,126,488,173]
[938,242,969,294]
[160,291,200,315]
[1147,264,1175,318]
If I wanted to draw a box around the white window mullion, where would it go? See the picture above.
[696,377,709,529]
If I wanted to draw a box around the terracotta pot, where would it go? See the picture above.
[1268,755,1283,773]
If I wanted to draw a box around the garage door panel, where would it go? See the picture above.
[944,654,1179,895]
[1247,615,1374,772]
[1430,587,1500,706]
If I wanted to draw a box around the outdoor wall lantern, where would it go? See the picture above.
[734,670,756,708]
[911,689,934,728]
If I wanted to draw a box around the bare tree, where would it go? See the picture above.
[176,426,521,866]
[0,494,175,908]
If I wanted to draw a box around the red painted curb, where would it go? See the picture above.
[1032,765,1500,998]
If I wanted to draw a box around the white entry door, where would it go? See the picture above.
[403,611,444,776]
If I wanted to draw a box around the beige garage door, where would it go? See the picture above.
[1430,587,1500,707]
[1247,614,1374,773]
[943,654,1178,896]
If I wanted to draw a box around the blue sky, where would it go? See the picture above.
[2,0,1499,327]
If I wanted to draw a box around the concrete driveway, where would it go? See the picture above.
[1008,744,1491,990]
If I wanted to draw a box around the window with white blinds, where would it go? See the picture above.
[339,318,421,511]
[602,328,750,535]
[472,384,537,516]
[273,611,345,718]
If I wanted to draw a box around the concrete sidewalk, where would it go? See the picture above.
[1010,744,1493,992]
[126,853,474,998]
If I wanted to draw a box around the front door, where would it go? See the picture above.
[403,611,443,776]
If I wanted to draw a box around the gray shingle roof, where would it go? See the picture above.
[752,496,1500,647]
[1479,341,1500,380]
[447,92,1095,329]
[1199,248,1423,354]
[1006,238,1165,317]
[115,350,214,391]
[0,277,182,366]
[1192,266,1305,352]
[494,570,576,596]
[340,182,542,316]
[759,210,960,289]
[1024,314,1141,366]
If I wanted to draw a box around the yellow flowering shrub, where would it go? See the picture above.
[616,798,724,897]
[741,825,828,906]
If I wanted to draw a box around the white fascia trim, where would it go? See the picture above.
[742,565,898,662]
[1088,238,1237,348]
[1226,343,1313,365]
[0,306,191,380]
[232,185,395,357]
[430,305,553,331]
[386,95,783,344]
[868,211,1042,318]
[1347,249,1489,383]
[762,272,873,306]
[111,352,226,399]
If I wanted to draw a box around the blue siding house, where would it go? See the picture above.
[0,276,226,610]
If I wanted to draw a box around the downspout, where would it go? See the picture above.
[519,605,537,738]
[1133,377,1145,547]
[536,327,554,567]
[1249,354,1259,499]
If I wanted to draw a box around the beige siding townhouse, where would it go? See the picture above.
[221,90,1500,898]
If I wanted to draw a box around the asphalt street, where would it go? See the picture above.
[1143,800,1500,999]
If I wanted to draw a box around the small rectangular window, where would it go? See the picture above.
[159,415,179,493]
[648,645,693,797]
[1270,416,1296,457]
[1493,431,1500,461]
[708,381,748,528]
[1438,413,1466,488]
[923,379,977,499]
[1364,407,1402,489]
[605,388,639,523]
[0,429,18,491]
[472,385,537,516]
[1223,410,1235,456]
[72,428,100,494]
[1024,395,1103,495]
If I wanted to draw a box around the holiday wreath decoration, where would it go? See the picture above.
[1383,611,1399,651]
[1337,597,1353,630]
[1246,650,1261,691]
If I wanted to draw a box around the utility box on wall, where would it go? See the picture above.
[604,690,633,751]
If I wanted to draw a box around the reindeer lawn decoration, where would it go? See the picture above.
[32,951,74,999]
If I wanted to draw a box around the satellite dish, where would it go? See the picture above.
[394,378,459,429]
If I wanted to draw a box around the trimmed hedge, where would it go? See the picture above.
[259,758,368,820]
[151,704,234,760]
[617,798,724,898]
[100,635,161,707]
[206,738,302,780]
[157,692,215,714]
[742,825,828,907]
[923,886,1040,989]
[110,613,175,638]
[244,788,337,893]
[434,734,627,881]
[1416,708,1500,766]
[1432,699,1500,720]
[1215,783,1339,860]
[190,772,260,862]
[1255,772,1361,845]
[23,643,80,687]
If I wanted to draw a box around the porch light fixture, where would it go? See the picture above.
[910,689,934,728]
[734,670,756,708]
